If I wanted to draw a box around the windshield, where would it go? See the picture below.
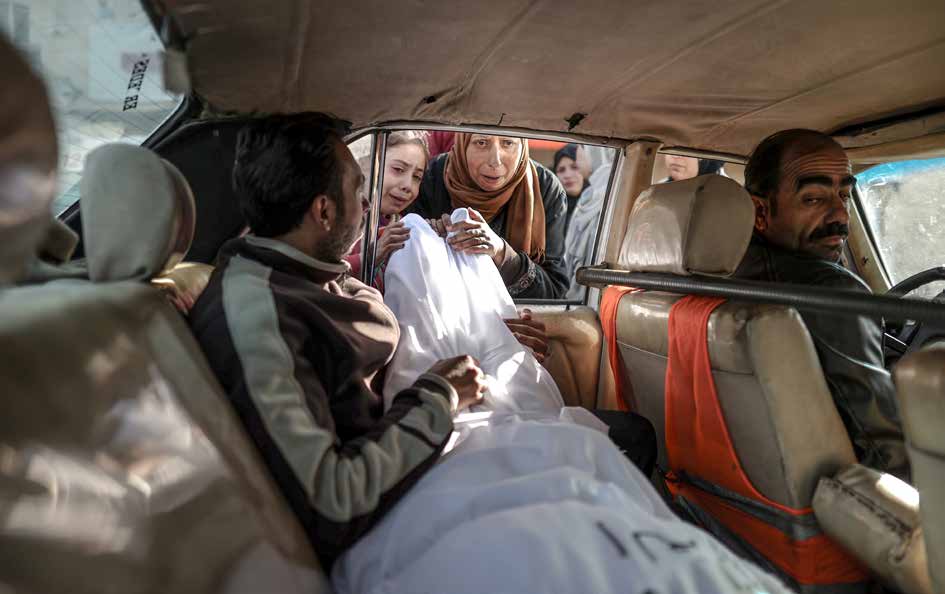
[9,0,182,215]
[858,157,945,297]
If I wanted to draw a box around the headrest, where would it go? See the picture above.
[618,174,754,276]
[82,144,196,282]
[0,37,58,285]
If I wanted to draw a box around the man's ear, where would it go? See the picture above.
[308,194,335,232]
[750,195,768,233]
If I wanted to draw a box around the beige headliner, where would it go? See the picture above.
[160,0,945,157]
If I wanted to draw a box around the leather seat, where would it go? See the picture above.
[529,306,606,409]
[0,74,328,594]
[613,175,856,505]
[80,143,215,301]
[609,175,861,589]
[893,345,945,592]
[893,342,945,592]
[808,342,943,594]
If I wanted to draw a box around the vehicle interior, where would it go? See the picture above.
[3,1,945,593]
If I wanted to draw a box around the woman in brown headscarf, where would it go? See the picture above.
[408,133,569,301]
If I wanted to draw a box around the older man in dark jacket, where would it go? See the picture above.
[734,129,907,477]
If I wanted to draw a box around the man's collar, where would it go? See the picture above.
[749,232,841,264]
[244,235,351,277]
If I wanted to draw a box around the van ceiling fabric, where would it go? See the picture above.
[160,0,945,156]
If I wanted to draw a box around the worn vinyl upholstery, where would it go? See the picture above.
[153,260,215,304]
[612,175,856,508]
[529,306,604,410]
[81,143,214,303]
[81,144,196,282]
[76,143,322,570]
[894,345,945,594]
[617,175,754,275]
[813,465,932,594]
[0,139,327,591]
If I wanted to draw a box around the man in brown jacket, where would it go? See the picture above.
[189,113,486,567]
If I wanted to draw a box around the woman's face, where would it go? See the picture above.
[464,134,523,191]
[380,143,427,216]
[555,156,584,198]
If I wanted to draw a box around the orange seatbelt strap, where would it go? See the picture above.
[599,286,641,411]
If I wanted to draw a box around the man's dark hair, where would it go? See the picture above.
[233,113,350,237]
[744,128,839,216]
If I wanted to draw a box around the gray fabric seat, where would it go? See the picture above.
[0,79,328,594]
[613,174,856,507]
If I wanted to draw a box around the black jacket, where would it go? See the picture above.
[409,154,569,299]
[734,235,907,475]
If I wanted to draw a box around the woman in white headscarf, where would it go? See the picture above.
[562,145,613,300]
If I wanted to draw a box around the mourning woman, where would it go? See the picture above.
[553,143,590,233]
[346,131,429,290]
[407,133,568,300]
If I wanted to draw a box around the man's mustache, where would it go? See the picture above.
[809,222,849,241]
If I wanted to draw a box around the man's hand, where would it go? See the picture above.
[158,283,196,315]
[426,355,487,411]
[445,209,508,266]
[376,220,410,264]
[504,309,549,364]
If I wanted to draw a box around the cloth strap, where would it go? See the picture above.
[599,286,642,411]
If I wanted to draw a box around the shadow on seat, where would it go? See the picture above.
[1,135,329,591]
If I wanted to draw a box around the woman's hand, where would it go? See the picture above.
[503,309,550,364]
[376,220,410,264]
[446,209,508,266]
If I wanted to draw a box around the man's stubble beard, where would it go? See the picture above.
[313,202,365,264]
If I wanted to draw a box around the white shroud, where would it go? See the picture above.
[332,211,790,594]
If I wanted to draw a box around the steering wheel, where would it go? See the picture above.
[884,266,945,358]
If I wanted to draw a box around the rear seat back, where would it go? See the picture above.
[614,174,856,506]
[79,143,323,570]
[609,175,862,590]
[1,128,326,592]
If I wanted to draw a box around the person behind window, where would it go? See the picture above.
[552,143,589,234]
[424,130,455,157]
[659,154,726,182]
[408,133,568,300]
[346,131,428,290]
[561,145,613,300]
